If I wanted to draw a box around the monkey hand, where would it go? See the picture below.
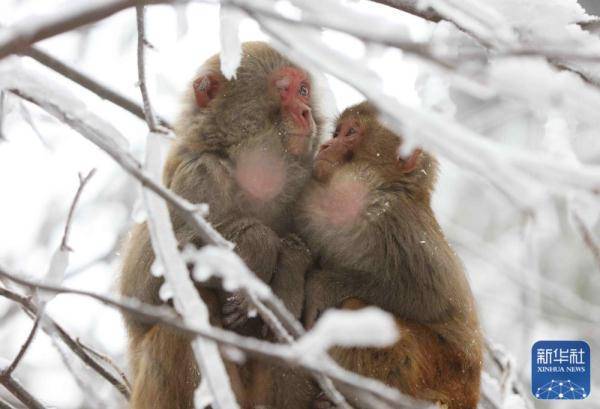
[222,291,253,329]
[303,272,331,329]
[312,392,335,409]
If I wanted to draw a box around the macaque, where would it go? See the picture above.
[296,102,483,409]
[120,42,326,408]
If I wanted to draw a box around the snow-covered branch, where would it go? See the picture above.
[0,0,176,61]
[0,287,131,399]
[24,47,171,129]
[0,59,229,249]
[239,3,600,210]
[0,266,434,409]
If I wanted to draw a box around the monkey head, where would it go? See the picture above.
[177,42,324,159]
[314,102,436,192]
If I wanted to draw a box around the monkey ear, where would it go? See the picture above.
[398,148,422,173]
[193,74,221,108]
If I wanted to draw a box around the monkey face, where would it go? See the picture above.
[188,43,319,158]
[269,66,317,156]
[314,102,424,183]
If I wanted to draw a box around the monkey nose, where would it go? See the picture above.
[290,102,312,132]
[318,140,332,152]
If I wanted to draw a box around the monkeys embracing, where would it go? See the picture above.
[119,41,482,409]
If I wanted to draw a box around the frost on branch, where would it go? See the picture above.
[293,307,399,357]
[219,5,245,79]
[37,248,69,304]
[0,57,129,152]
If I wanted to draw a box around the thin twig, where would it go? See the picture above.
[0,374,45,409]
[61,169,96,252]
[135,4,159,132]
[24,47,171,129]
[572,211,600,273]
[0,399,17,409]
[1,316,41,378]
[0,287,130,399]
[76,339,132,392]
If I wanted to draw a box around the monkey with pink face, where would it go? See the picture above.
[297,102,483,409]
[120,42,327,409]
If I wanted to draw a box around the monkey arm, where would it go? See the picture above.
[304,266,456,329]
[270,234,312,320]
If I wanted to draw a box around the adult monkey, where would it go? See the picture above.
[120,42,327,408]
[297,102,483,409]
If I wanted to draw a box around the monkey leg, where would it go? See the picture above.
[129,325,199,409]
[326,298,481,409]
[128,287,247,409]
[246,360,318,409]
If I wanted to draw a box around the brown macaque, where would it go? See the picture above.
[296,102,483,409]
[120,42,326,409]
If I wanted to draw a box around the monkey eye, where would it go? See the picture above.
[299,84,309,97]
[333,126,340,138]
[347,127,357,136]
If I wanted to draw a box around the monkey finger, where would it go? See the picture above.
[222,310,249,329]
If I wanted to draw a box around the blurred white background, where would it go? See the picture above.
[0,1,599,408]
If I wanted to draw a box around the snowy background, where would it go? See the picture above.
[1,0,600,408]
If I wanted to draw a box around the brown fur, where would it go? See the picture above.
[120,42,324,409]
[296,102,483,409]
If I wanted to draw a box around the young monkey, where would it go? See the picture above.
[296,102,483,409]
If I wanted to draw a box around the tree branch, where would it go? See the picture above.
[0,0,171,61]
[0,267,429,409]
[0,287,131,399]
[0,316,41,379]
[0,374,45,409]
[572,211,600,273]
[135,5,160,132]
[0,399,17,409]
[23,47,171,129]
[61,169,96,252]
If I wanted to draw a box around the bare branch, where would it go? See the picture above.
[1,316,41,378]
[61,169,96,252]
[0,287,130,399]
[572,211,600,273]
[75,340,132,393]
[0,399,17,409]
[135,5,159,132]
[23,47,171,129]
[0,374,45,409]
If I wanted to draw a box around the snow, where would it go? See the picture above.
[294,307,399,356]
[183,245,271,298]
[219,5,245,79]
[38,248,69,303]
